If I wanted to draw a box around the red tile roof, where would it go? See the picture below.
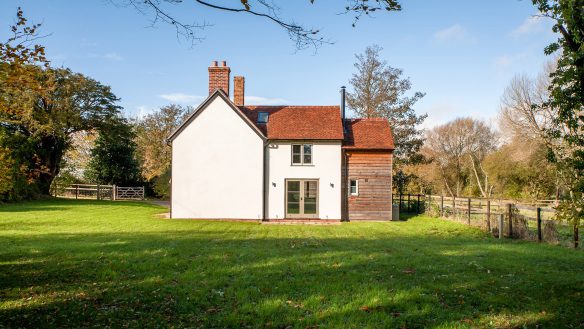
[343,118,395,150]
[240,106,344,140]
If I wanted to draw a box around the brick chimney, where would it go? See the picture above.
[233,76,245,106]
[208,60,230,96]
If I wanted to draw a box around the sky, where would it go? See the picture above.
[0,0,557,128]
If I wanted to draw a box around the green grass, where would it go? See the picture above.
[1,199,583,328]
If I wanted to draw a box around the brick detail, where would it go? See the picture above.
[208,61,230,96]
[234,76,245,106]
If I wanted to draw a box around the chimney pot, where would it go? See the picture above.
[208,60,230,96]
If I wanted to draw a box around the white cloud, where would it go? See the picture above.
[80,38,97,47]
[88,52,124,61]
[433,24,473,43]
[103,52,124,61]
[510,16,544,37]
[245,96,288,105]
[493,52,529,70]
[159,93,204,104]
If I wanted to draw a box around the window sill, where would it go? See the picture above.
[291,164,315,167]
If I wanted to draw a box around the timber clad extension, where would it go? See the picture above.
[345,152,393,220]
[342,118,395,221]
[169,61,395,221]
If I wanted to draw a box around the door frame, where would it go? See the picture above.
[284,179,319,219]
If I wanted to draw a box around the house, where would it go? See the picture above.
[168,61,394,221]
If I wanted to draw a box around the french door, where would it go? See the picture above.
[286,180,318,218]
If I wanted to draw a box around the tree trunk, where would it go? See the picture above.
[35,136,66,195]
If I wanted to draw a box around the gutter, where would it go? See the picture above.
[262,140,269,221]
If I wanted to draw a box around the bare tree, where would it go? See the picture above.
[499,61,556,143]
[112,0,402,50]
[424,118,497,197]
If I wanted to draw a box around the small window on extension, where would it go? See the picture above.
[350,179,358,196]
[257,112,269,124]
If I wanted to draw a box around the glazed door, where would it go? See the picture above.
[286,180,319,218]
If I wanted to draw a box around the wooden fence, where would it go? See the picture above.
[52,184,145,201]
[396,194,580,249]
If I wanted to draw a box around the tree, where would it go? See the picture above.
[134,104,190,181]
[86,118,142,186]
[423,118,498,198]
[498,62,563,200]
[532,0,584,247]
[117,0,401,50]
[134,104,190,199]
[347,45,427,163]
[1,8,123,197]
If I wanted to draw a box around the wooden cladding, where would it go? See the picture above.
[345,151,393,220]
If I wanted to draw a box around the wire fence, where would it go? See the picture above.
[395,194,580,249]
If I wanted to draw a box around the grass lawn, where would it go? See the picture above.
[1,199,583,328]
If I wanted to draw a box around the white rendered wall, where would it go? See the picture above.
[266,141,342,220]
[171,97,264,219]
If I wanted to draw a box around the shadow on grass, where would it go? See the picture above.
[1,226,583,328]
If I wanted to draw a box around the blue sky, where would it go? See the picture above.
[0,0,556,127]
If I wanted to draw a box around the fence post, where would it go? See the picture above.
[452,196,456,219]
[75,185,79,200]
[507,203,513,238]
[574,224,579,249]
[498,214,504,239]
[467,198,471,225]
[97,184,100,201]
[399,194,403,211]
[440,195,444,217]
[407,194,411,212]
[141,186,145,200]
[486,200,491,232]
[112,185,116,201]
[536,207,542,242]
[417,194,421,214]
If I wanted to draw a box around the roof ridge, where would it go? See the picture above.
[242,105,339,109]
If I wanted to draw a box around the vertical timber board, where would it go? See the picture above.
[346,151,393,220]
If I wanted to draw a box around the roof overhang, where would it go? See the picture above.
[167,89,267,143]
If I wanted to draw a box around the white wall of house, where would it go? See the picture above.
[266,141,342,220]
[171,96,264,219]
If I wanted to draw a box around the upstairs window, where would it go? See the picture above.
[292,144,313,165]
[350,179,359,196]
[257,112,269,124]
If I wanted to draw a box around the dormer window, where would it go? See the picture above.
[257,112,269,124]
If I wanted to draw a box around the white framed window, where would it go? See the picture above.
[350,179,359,196]
[257,112,269,124]
[291,144,313,165]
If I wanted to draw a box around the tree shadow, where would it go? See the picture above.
[1,224,583,328]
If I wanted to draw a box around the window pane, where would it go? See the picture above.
[257,112,269,123]
[303,144,312,155]
[304,202,317,214]
[288,203,300,214]
[292,145,301,154]
[288,181,300,191]
[292,154,301,164]
[287,192,300,202]
[303,154,312,164]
